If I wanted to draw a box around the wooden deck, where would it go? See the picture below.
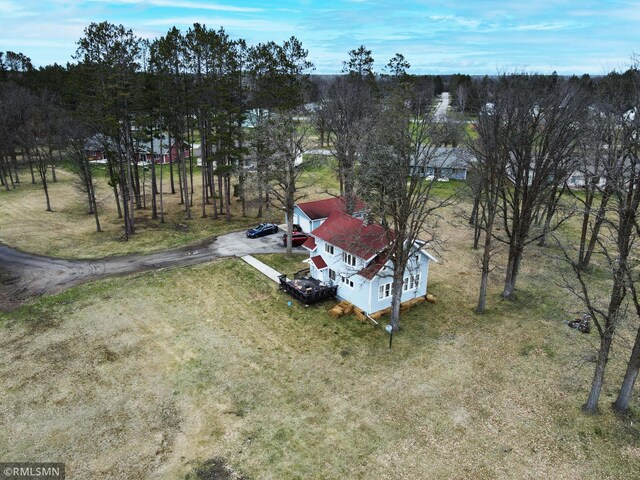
[278,274,338,305]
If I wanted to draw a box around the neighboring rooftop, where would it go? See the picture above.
[297,196,366,221]
[84,133,119,151]
[412,147,475,169]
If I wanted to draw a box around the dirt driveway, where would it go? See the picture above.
[0,229,289,311]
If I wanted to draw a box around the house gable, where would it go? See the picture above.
[292,196,367,233]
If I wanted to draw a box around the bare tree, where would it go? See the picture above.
[611,67,640,413]
[493,75,585,299]
[28,91,67,212]
[561,150,639,413]
[567,82,629,271]
[0,83,23,191]
[66,121,102,232]
[316,47,376,214]
[264,109,312,255]
[359,85,455,331]
[614,262,640,413]
[467,97,508,313]
[560,74,640,413]
[6,86,64,211]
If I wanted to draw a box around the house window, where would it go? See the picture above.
[325,243,334,255]
[410,274,421,290]
[415,254,420,265]
[329,269,336,281]
[378,282,393,300]
[403,277,409,292]
[341,276,354,288]
[343,252,356,267]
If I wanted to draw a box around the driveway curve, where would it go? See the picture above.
[0,229,293,311]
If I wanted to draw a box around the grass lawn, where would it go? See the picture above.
[1,206,639,479]
[0,162,340,259]
[255,253,309,277]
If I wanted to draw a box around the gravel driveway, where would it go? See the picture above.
[0,227,296,311]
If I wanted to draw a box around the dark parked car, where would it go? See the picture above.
[282,231,309,247]
[246,223,279,238]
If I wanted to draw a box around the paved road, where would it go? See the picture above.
[0,228,301,311]
[434,92,450,118]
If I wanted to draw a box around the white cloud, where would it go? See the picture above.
[0,0,34,18]
[85,0,263,13]
[513,22,569,31]
[428,14,481,29]
[140,16,293,33]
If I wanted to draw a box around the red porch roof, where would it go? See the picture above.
[310,255,328,270]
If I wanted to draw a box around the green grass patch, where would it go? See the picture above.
[254,253,308,276]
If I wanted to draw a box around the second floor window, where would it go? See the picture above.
[325,243,334,255]
[343,252,356,267]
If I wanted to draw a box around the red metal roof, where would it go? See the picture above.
[297,196,366,220]
[310,255,328,270]
[311,211,392,261]
[302,236,317,251]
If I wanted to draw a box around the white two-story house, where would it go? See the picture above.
[301,210,436,316]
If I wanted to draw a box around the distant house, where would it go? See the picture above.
[84,134,119,162]
[136,138,190,165]
[301,211,436,315]
[85,134,191,165]
[411,147,472,180]
[566,169,607,189]
[290,196,367,233]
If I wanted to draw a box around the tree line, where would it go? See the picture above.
[466,67,640,415]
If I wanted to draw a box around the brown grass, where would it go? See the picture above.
[1,205,639,479]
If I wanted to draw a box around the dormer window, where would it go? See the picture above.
[343,252,356,267]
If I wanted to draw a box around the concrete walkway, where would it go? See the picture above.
[240,255,283,283]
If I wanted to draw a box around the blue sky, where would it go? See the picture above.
[1,0,638,75]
